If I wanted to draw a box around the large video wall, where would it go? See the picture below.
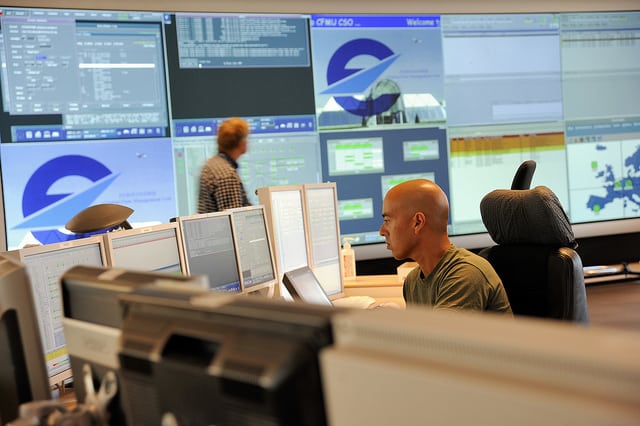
[0,5,639,256]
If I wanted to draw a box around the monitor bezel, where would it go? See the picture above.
[102,222,186,274]
[228,205,279,294]
[174,211,244,293]
[11,235,107,387]
[282,266,334,307]
[302,182,346,300]
[0,254,52,418]
[256,185,311,285]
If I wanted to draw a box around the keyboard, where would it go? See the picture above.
[332,295,376,309]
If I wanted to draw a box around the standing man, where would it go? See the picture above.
[379,179,512,314]
[198,117,252,213]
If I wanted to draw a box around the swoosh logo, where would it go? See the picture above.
[323,38,401,117]
[17,155,118,244]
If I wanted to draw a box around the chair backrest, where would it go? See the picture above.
[478,186,589,323]
[511,160,537,190]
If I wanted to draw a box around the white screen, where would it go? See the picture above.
[269,189,310,278]
[21,239,105,385]
[231,207,277,290]
[180,214,242,293]
[304,184,343,297]
[107,226,183,274]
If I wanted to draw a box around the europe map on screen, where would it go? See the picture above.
[568,140,640,223]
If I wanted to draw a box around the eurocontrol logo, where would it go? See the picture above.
[322,38,400,117]
[16,155,119,244]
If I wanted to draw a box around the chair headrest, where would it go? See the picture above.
[480,186,576,248]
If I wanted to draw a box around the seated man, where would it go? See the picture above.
[379,179,512,314]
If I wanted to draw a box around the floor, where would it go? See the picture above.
[586,279,640,333]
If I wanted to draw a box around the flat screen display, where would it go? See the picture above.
[0,5,638,265]
[283,266,334,307]
[176,212,242,293]
[103,223,185,275]
[303,183,344,298]
[15,236,106,386]
[229,206,278,293]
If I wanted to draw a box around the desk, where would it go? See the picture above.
[586,280,640,333]
[346,275,640,333]
[344,274,405,307]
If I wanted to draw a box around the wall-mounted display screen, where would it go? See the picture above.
[0,5,638,263]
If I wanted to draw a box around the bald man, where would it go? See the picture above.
[380,179,512,314]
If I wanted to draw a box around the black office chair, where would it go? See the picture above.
[478,186,589,324]
[65,203,133,234]
[511,160,537,190]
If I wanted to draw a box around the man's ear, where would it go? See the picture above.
[413,211,426,234]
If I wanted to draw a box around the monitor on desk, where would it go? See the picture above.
[303,182,345,299]
[229,206,278,294]
[118,287,336,425]
[8,236,107,388]
[103,223,185,275]
[174,212,242,293]
[60,265,207,426]
[283,266,334,307]
[0,254,51,423]
[256,186,310,296]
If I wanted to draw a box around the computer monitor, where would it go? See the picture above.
[229,206,279,294]
[321,308,640,425]
[282,266,334,307]
[303,182,345,299]
[256,186,310,289]
[174,212,242,293]
[0,254,51,423]
[60,265,207,426]
[8,236,107,388]
[118,288,336,425]
[0,5,176,251]
[103,223,186,275]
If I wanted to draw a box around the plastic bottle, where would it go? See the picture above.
[342,237,356,280]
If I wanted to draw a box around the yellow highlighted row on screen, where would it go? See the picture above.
[450,132,565,157]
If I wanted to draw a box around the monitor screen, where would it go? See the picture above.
[12,236,106,387]
[103,223,185,274]
[0,6,177,250]
[166,10,318,215]
[0,254,51,422]
[175,212,242,293]
[303,183,344,299]
[229,206,278,293]
[282,266,334,307]
[257,186,310,285]
[310,10,640,260]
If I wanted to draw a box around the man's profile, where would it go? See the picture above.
[380,179,512,314]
